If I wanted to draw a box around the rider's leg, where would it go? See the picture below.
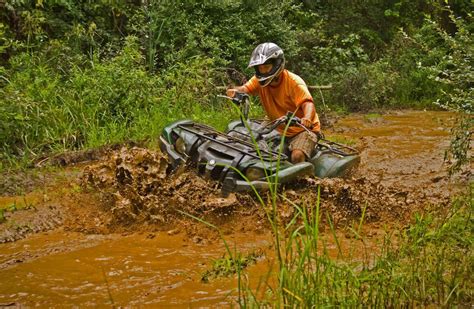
[288,131,318,163]
[291,149,306,163]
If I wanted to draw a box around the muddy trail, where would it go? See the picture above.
[0,110,469,306]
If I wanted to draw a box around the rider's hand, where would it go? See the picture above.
[226,88,237,98]
[301,117,313,129]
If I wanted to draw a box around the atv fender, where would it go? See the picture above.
[311,152,360,178]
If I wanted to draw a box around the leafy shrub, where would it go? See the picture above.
[0,35,237,165]
[1,52,65,156]
[418,15,473,174]
[1,0,473,169]
[388,29,444,106]
[330,60,398,111]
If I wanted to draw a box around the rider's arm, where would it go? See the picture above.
[227,76,259,97]
[300,101,316,128]
[226,86,248,98]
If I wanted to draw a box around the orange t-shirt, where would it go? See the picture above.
[243,70,320,137]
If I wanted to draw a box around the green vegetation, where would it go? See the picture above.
[234,186,473,307]
[2,197,35,210]
[0,0,472,171]
[201,251,261,283]
[0,198,35,223]
[364,113,382,120]
[324,135,358,146]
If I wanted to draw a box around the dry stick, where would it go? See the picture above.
[215,85,333,91]
[308,85,333,90]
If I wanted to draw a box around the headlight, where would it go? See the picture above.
[245,167,266,181]
[175,137,186,154]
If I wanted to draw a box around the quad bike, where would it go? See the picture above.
[159,93,360,196]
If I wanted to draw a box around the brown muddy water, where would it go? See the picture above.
[0,110,468,307]
[0,231,272,306]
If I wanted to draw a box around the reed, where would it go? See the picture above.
[238,184,473,307]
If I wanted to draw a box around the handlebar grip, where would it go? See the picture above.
[223,91,248,105]
[234,92,249,102]
[291,116,301,124]
[284,112,301,125]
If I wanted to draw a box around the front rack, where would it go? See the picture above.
[177,123,287,162]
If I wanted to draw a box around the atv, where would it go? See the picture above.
[159,93,360,196]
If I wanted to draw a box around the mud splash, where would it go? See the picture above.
[1,111,464,242]
[76,146,258,235]
[73,111,461,231]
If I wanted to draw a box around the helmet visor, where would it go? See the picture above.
[254,59,283,78]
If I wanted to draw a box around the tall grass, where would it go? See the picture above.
[0,36,236,170]
[237,184,473,307]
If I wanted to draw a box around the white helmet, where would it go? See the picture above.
[248,42,285,87]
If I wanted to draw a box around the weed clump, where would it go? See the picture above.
[201,251,262,283]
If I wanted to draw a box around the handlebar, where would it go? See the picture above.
[218,92,251,122]
[219,92,319,139]
[258,112,325,140]
[258,112,304,135]
[217,92,250,106]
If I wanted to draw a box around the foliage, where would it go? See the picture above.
[0,35,235,164]
[419,14,473,174]
[0,0,473,169]
[330,60,399,111]
[387,29,444,106]
[201,251,261,283]
[445,117,472,175]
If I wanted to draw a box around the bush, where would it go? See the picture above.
[0,35,238,166]
[330,60,398,111]
[420,15,473,174]
[1,0,472,169]
[388,29,445,107]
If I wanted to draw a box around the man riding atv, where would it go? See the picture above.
[226,42,320,164]
[159,43,359,194]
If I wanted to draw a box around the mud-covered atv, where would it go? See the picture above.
[159,93,360,195]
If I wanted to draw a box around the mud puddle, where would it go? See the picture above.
[0,226,385,307]
[0,110,468,307]
[0,230,272,307]
[337,111,459,188]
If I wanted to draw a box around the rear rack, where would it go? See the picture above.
[317,139,359,156]
[177,123,287,161]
